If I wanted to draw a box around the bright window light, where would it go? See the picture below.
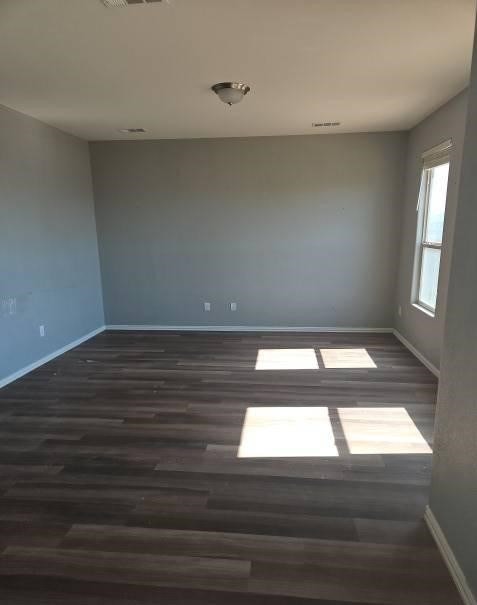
[413,142,451,314]
[255,349,319,370]
[238,407,338,457]
[337,407,432,454]
[320,348,376,369]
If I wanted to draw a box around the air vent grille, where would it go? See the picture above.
[118,128,147,133]
[102,0,163,7]
[102,0,128,6]
[312,122,341,128]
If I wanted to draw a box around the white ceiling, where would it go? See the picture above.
[0,0,475,141]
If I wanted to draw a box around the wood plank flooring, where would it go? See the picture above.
[0,331,462,604]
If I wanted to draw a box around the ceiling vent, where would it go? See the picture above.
[102,0,163,7]
[312,122,341,128]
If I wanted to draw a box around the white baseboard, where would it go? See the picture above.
[0,326,105,390]
[425,506,476,605]
[392,329,440,378]
[106,324,394,333]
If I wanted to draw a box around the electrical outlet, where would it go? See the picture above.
[204,302,211,312]
[230,302,237,312]
[1,297,17,316]
[39,325,46,337]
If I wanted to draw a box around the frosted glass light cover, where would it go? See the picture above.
[217,88,245,105]
[212,82,250,106]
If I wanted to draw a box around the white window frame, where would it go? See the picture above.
[412,140,452,316]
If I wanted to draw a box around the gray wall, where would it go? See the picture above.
[394,91,468,370]
[430,25,477,597]
[90,134,407,328]
[0,104,104,383]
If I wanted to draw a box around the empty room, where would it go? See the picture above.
[1,1,477,604]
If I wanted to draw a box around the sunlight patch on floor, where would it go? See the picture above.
[338,407,432,454]
[238,407,338,457]
[238,406,432,458]
[255,349,319,370]
[320,348,377,369]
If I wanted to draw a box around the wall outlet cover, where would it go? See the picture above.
[1,297,17,316]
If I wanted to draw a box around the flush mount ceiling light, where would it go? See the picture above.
[212,82,251,106]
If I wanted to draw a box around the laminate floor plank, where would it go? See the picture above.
[0,331,462,604]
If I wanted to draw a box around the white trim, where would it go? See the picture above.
[0,326,106,390]
[412,302,436,319]
[106,324,394,333]
[425,506,476,605]
[392,329,440,378]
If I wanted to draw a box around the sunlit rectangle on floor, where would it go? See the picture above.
[320,348,377,369]
[238,406,338,457]
[255,349,319,370]
[337,407,432,454]
[238,406,432,458]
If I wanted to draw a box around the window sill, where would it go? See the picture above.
[412,303,435,318]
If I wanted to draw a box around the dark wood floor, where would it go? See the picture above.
[0,331,462,604]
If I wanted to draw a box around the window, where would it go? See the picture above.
[413,140,451,315]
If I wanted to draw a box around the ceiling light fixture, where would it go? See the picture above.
[212,82,251,106]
